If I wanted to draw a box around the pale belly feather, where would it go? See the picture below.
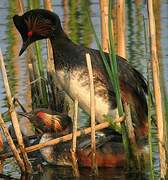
[55,69,117,123]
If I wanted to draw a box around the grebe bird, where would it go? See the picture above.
[13,9,148,138]
[20,108,71,133]
[22,109,149,167]
[23,109,125,167]
[39,132,125,167]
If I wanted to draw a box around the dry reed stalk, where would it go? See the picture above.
[43,0,53,79]
[0,114,25,172]
[147,0,167,178]
[63,0,69,34]
[116,0,126,58]
[99,0,109,52]
[71,99,80,177]
[0,131,3,173]
[0,49,32,173]
[123,103,137,148]
[43,0,52,10]
[0,131,3,153]
[27,62,34,104]
[123,102,141,169]
[17,0,24,14]
[147,62,155,179]
[0,161,3,174]
[43,0,53,77]
[86,53,98,175]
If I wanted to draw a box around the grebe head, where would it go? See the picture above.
[13,9,62,55]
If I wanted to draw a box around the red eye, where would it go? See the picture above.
[27,31,33,37]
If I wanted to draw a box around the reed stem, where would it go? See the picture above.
[147,0,167,178]
[116,0,126,58]
[123,102,140,169]
[86,53,98,175]
[0,114,25,172]
[99,0,109,52]
[71,99,80,177]
[147,62,155,180]
[17,0,24,14]
[43,0,52,10]
[0,131,3,153]
[0,49,32,173]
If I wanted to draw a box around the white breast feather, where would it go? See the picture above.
[55,69,117,123]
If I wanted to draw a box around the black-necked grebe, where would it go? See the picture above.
[20,108,71,133]
[23,109,125,167]
[22,109,148,167]
[13,9,148,138]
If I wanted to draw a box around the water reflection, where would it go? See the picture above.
[69,0,80,44]
[126,0,147,75]
[79,0,92,47]
[6,1,19,97]
[0,0,167,179]
[31,165,150,180]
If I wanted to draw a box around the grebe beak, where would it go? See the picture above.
[19,38,31,56]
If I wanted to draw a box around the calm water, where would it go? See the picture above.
[0,0,167,179]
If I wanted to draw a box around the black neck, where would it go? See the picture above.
[50,33,72,50]
[49,32,77,70]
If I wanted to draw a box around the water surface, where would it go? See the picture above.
[0,0,167,179]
